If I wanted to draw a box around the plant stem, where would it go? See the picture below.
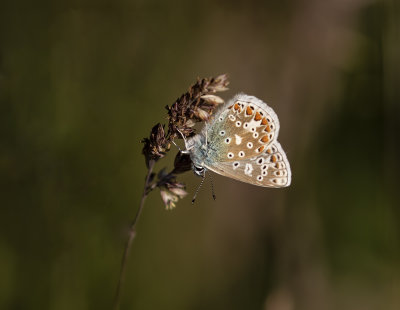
[113,160,155,310]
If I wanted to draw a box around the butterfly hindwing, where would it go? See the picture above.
[205,141,291,188]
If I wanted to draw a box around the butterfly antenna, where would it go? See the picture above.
[209,173,216,200]
[192,171,206,204]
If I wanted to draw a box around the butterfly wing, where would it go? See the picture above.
[198,93,291,188]
[205,141,291,188]
[205,93,281,162]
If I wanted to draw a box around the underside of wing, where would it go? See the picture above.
[205,141,291,188]
[205,93,281,163]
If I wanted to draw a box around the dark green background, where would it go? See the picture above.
[1,1,399,309]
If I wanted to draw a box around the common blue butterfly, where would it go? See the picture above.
[183,93,291,188]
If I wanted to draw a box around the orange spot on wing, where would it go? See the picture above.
[234,103,240,110]
[261,118,268,125]
[271,155,277,163]
[258,146,265,152]
[228,105,233,109]
[246,106,253,115]
[275,163,280,169]
[264,125,271,132]
[255,112,262,121]
[261,135,269,143]
[266,148,272,154]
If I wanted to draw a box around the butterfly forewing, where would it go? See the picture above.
[207,94,280,163]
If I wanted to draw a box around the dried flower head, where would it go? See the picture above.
[141,123,170,167]
[167,74,229,139]
[160,189,179,210]
[156,169,187,210]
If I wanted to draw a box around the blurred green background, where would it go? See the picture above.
[1,1,399,309]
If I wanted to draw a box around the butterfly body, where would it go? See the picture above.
[186,93,291,188]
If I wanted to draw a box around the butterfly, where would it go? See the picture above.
[183,93,291,188]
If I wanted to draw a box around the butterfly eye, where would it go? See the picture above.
[227,152,234,159]
[219,130,225,136]
[193,165,205,176]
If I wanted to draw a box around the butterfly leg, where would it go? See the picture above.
[209,173,216,200]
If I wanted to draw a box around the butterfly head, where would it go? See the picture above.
[192,163,205,177]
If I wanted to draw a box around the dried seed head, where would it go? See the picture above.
[159,175,187,210]
[167,74,229,139]
[160,189,179,210]
[193,108,210,121]
[201,94,225,105]
[168,186,187,198]
[206,74,229,92]
[141,123,170,167]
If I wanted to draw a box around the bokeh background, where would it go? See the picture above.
[1,1,399,309]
